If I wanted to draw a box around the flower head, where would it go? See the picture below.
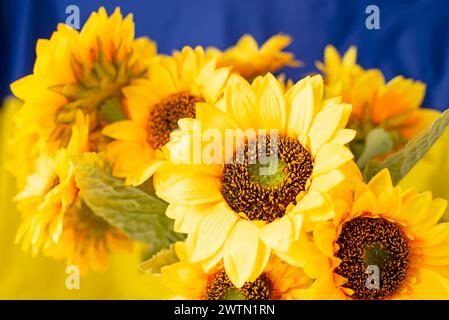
[207,34,300,81]
[102,46,231,186]
[155,73,360,287]
[162,243,311,300]
[14,111,130,272]
[302,169,449,299]
[317,45,439,155]
[10,7,157,153]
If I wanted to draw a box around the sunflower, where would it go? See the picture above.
[316,45,439,156]
[161,242,311,300]
[10,7,157,154]
[207,34,300,81]
[155,73,361,287]
[14,111,89,254]
[14,111,130,272]
[301,169,449,299]
[2,97,43,189]
[42,200,131,273]
[102,46,230,186]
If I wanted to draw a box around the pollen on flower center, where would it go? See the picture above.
[147,92,203,149]
[221,135,313,222]
[204,270,272,300]
[335,216,410,300]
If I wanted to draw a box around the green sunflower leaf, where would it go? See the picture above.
[356,127,394,170]
[139,244,179,275]
[73,152,185,256]
[364,109,449,184]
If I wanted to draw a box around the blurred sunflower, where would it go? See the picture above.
[3,98,42,188]
[102,46,230,186]
[162,242,311,300]
[316,45,439,157]
[14,111,89,253]
[207,34,300,81]
[302,169,449,299]
[155,73,361,287]
[42,201,131,272]
[10,7,157,154]
[14,112,130,272]
[0,97,167,299]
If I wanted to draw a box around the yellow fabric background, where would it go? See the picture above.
[0,99,170,299]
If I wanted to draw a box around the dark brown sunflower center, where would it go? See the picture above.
[335,216,410,300]
[204,270,272,300]
[147,92,203,149]
[221,135,313,222]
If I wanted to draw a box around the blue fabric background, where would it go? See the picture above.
[1,0,448,110]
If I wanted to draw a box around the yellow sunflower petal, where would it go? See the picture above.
[342,46,357,67]
[313,143,354,176]
[295,190,335,223]
[224,220,270,288]
[351,189,376,216]
[308,103,352,156]
[304,254,331,279]
[419,240,449,257]
[400,108,440,139]
[197,61,230,103]
[201,246,225,273]
[421,198,448,227]
[406,268,449,300]
[224,74,257,129]
[186,202,238,262]
[329,129,356,145]
[274,231,320,267]
[411,223,449,248]
[313,222,336,258]
[285,76,315,138]
[196,102,236,134]
[399,191,432,225]
[323,45,341,71]
[122,79,159,122]
[260,34,291,52]
[311,169,345,193]
[102,120,147,141]
[367,168,393,196]
[236,34,259,52]
[148,63,177,97]
[166,204,206,234]
[373,186,402,218]
[161,261,206,299]
[154,165,222,205]
[256,73,286,132]
[260,214,303,252]
[306,271,346,300]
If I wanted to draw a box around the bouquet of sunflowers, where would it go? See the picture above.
[7,7,449,300]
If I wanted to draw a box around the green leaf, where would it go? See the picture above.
[356,127,394,169]
[139,244,179,275]
[99,98,126,123]
[73,153,185,256]
[365,109,449,184]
